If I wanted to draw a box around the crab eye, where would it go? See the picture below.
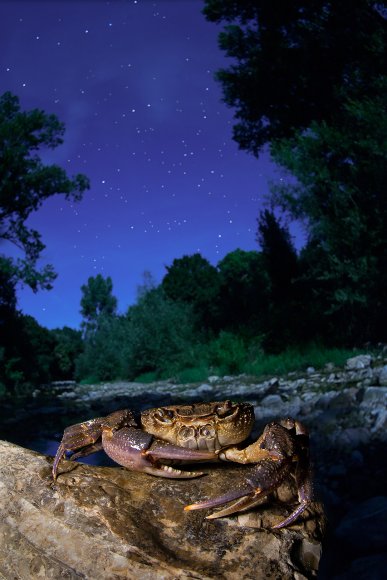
[199,424,215,439]
[178,426,196,440]
[215,400,236,418]
[154,409,174,424]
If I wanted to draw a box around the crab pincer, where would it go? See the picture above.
[52,403,314,529]
[52,408,217,480]
[185,420,313,529]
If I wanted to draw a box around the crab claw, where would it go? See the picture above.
[102,426,216,478]
[185,419,313,528]
[185,457,292,518]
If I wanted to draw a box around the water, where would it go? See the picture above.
[0,385,139,466]
[0,382,186,469]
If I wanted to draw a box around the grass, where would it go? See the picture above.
[170,345,363,384]
[82,343,365,386]
[245,345,362,378]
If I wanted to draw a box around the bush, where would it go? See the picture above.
[208,331,248,375]
[174,366,209,384]
[122,287,200,379]
[246,344,362,377]
[75,315,127,382]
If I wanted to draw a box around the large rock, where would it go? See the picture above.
[0,440,325,579]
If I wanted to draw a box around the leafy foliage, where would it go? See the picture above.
[75,314,127,383]
[0,92,89,291]
[122,287,199,380]
[51,326,83,379]
[80,274,118,336]
[162,253,221,331]
[203,0,387,155]
[0,312,81,394]
[217,249,269,336]
[271,86,387,341]
[204,0,387,344]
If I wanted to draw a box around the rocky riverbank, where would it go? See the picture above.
[0,439,325,580]
[1,353,386,578]
[52,353,387,579]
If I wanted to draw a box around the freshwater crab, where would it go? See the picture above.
[52,401,313,529]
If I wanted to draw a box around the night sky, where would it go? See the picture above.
[1,0,289,330]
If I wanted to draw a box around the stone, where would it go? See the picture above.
[0,440,325,580]
[345,355,372,370]
[208,376,220,384]
[267,377,280,391]
[377,365,387,386]
[361,386,387,405]
[335,427,369,448]
[196,383,213,395]
[372,408,387,436]
[260,394,283,407]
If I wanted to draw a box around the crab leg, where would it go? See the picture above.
[185,458,292,518]
[52,409,137,480]
[185,419,313,528]
[52,417,107,479]
[272,452,313,529]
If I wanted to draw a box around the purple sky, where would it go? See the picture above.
[1,0,293,329]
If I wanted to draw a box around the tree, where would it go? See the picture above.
[0,92,89,291]
[0,257,17,325]
[256,210,301,349]
[271,92,387,341]
[75,315,127,383]
[51,326,83,379]
[203,0,387,155]
[0,313,56,394]
[162,253,221,331]
[205,0,387,343]
[122,287,198,380]
[256,210,298,297]
[217,249,269,335]
[80,274,118,336]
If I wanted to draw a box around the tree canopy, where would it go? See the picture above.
[0,91,89,292]
[80,274,118,336]
[204,0,387,342]
[204,0,387,155]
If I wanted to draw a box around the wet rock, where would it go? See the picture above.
[335,427,370,448]
[0,440,325,580]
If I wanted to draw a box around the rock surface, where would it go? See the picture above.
[0,440,325,580]
[2,351,387,579]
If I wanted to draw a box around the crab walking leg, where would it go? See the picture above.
[52,417,106,479]
[52,409,137,480]
[101,426,214,478]
[272,457,314,529]
[69,441,104,461]
[185,458,292,518]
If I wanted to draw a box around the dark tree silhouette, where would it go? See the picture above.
[0,92,89,291]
